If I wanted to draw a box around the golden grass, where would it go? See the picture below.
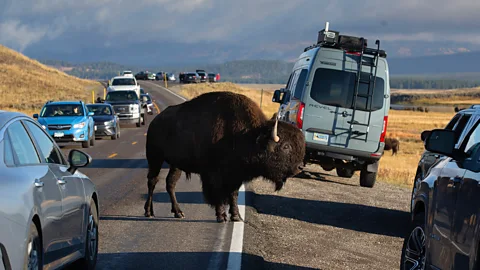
[179,82,280,118]
[0,45,103,115]
[177,82,456,187]
[391,87,480,106]
[377,110,455,187]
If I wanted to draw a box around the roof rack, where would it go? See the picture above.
[303,22,387,58]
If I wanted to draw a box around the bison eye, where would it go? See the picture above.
[282,143,292,152]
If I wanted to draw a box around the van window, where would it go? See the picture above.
[309,68,385,111]
[293,69,308,99]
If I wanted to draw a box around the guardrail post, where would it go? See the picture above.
[104,88,106,99]
[164,73,168,88]
[92,90,95,104]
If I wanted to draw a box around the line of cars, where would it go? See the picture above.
[0,71,159,268]
[134,70,176,81]
[179,70,219,83]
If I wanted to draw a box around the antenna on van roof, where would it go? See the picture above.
[324,21,329,32]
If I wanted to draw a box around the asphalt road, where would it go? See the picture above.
[61,81,240,270]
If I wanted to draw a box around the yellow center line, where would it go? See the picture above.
[132,141,137,145]
[108,153,117,158]
[153,102,161,114]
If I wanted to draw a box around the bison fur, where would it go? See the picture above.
[144,91,306,222]
[384,137,400,156]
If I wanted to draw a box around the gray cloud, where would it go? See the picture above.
[1,0,479,61]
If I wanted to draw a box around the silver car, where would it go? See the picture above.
[0,111,99,269]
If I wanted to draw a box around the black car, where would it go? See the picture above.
[135,71,148,80]
[86,103,121,140]
[184,72,200,83]
[401,105,480,269]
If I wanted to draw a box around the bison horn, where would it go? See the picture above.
[272,118,280,142]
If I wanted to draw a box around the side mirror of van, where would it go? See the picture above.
[420,130,431,142]
[424,129,456,157]
[272,90,282,103]
[282,91,291,104]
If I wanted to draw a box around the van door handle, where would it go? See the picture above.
[34,179,44,187]
[57,179,66,185]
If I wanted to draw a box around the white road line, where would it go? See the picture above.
[227,184,246,270]
[153,82,246,270]
[144,81,187,101]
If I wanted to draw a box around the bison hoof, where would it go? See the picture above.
[144,211,155,218]
[174,212,185,218]
[216,214,228,223]
[230,214,243,222]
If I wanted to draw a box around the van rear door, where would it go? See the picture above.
[301,51,387,153]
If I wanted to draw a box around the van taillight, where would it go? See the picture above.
[297,102,305,129]
[380,116,388,143]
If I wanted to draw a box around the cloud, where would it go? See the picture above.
[1,0,480,61]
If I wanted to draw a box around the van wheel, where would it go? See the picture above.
[360,168,376,188]
[336,167,354,178]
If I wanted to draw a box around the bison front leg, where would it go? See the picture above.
[144,176,160,217]
[215,204,227,223]
[228,190,243,222]
[166,167,184,218]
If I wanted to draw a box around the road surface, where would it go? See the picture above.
[62,81,241,269]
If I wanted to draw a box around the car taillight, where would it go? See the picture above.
[296,102,305,129]
[380,116,388,143]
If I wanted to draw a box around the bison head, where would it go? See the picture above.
[255,118,305,191]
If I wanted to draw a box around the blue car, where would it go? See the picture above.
[33,101,96,148]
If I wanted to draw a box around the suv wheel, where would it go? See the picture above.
[359,167,376,187]
[400,213,426,270]
[90,132,95,146]
[336,167,354,178]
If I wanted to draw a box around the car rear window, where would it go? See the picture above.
[309,68,385,111]
[112,78,135,85]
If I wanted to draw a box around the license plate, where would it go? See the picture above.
[54,132,64,138]
[313,133,328,143]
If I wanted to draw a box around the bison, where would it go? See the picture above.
[144,91,306,222]
[384,137,400,156]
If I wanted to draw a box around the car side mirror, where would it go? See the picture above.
[33,113,38,119]
[272,90,282,103]
[421,130,431,142]
[68,149,92,174]
[282,91,291,104]
[424,129,456,157]
[88,112,94,116]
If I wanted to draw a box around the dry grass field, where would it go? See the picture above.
[177,82,456,187]
[0,45,103,115]
[391,87,480,106]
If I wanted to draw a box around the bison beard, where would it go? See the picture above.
[144,91,306,223]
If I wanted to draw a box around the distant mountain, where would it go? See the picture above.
[38,50,480,88]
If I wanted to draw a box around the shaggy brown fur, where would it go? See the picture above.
[384,137,400,156]
[144,91,306,222]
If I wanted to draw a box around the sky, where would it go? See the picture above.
[1,0,480,66]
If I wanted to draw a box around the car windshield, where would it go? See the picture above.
[87,105,113,115]
[112,78,136,86]
[309,68,385,111]
[40,104,84,117]
[106,91,139,101]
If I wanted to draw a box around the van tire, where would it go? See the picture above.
[336,167,354,178]
[360,168,376,188]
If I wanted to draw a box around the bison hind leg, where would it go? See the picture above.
[144,158,164,217]
[166,167,184,218]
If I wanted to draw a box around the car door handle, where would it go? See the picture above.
[34,179,44,187]
[57,179,67,185]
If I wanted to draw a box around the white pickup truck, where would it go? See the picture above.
[107,75,141,98]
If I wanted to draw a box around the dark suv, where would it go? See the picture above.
[410,108,476,212]
[401,105,480,269]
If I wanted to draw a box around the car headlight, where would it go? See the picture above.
[104,120,115,125]
[41,125,46,129]
[73,122,86,129]
[130,105,139,112]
